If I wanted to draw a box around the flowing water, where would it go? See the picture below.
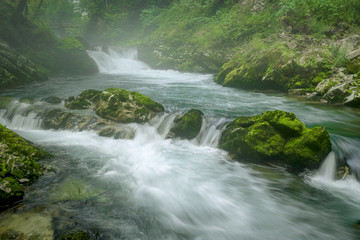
[1,47,360,239]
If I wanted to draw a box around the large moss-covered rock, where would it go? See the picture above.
[0,124,49,206]
[65,88,164,123]
[56,37,98,75]
[219,110,331,172]
[167,109,204,139]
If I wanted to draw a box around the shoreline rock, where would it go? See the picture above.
[0,124,50,208]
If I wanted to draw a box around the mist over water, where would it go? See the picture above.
[1,47,360,239]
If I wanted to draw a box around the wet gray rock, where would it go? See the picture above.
[323,83,351,103]
[344,91,360,107]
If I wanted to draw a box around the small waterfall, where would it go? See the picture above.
[87,47,150,74]
[317,152,337,180]
[0,101,43,130]
[149,112,226,148]
[193,117,227,147]
[150,113,178,137]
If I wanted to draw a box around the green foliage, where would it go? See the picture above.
[58,37,85,51]
[28,0,83,37]
[276,0,360,34]
[329,44,348,68]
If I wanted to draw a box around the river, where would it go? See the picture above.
[0,47,360,239]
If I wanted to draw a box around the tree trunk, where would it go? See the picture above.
[11,0,28,25]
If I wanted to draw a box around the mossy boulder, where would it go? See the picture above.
[0,124,49,206]
[167,109,204,139]
[56,37,98,75]
[65,88,164,123]
[219,110,331,172]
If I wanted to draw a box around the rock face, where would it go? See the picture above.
[167,109,204,139]
[0,40,47,89]
[219,110,331,172]
[0,124,49,207]
[66,88,164,123]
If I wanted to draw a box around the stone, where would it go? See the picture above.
[0,124,49,206]
[59,231,91,240]
[288,89,306,96]
[91,88,164,123]
[219,110,331,172]
[167,109,204,140]
[344,90,360,108]
[315,79,332,95]
[346,49,360,60]
[323,83,351,103]
[42,96,62,104]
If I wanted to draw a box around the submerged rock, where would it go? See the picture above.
[0,209,54,239]
[167,109,204,140]
[0,124,49,207]
[59,231,91,240]
[219,110,331,172]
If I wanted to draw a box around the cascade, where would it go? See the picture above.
[87,47,150,74]
[317,151,337,180]
[0,101,43,130]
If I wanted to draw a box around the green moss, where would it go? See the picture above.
[284,127,331,169]
[245,122,284,158]
[66,97,91,110]
[0,177,24,204]
[347,58,360,74]
[260,110,304,137]
[131,91,164,112]
[168,109,204,139]
[58,37,85,51]
[79,89,101,100]
[219,110,331,172]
